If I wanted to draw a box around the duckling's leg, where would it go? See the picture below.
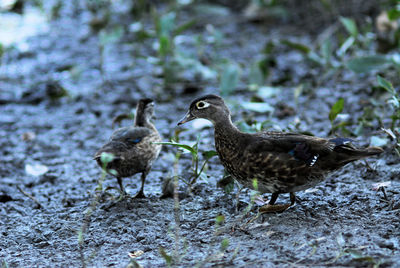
[133,171,148,198]
[259,192,296,213]
[117,177,127,198]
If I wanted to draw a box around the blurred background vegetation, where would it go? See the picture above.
[0,0,399,153]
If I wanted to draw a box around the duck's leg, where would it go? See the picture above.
[133,170,148,198]
[259,192,296,213]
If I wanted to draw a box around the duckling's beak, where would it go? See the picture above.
[177,111,196,125]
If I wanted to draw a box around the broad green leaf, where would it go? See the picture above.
[257,86,279,99]
[388,8,400,20]
[99,26,124,46]
[370,136,388,147]
[377,75,395,95]
[220,62,240,96]
[329,98,344,122]
[346,55,390,73]
[321,39,332,62]
[281,40,311,54]
[194,4,230,16]
[249,61,264,86]
[159,12,176,37]
[241,102,274,113]
[340,16,358,37]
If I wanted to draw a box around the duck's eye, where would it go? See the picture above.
[196,101,209,109]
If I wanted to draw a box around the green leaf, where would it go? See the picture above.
[340,17,358,37]
[154,141,196,155]
[321,39,332,62]
[370,136,388,147]
[100,152,114,164]
[194,4,230,16]
[257,86,279,99]
[249,61,264,86]
[258,58,270,79]
[158,35,170,57]
[388,9,400,20]
[346,55,390,73]
[241,102,274,113]
[173,19,196,36]
[336,233,345,248]
[252,178,258,190]
[159,247,172,266]
[281,40,311,54]
[215,215,225,224]
[202,150,218,160]
[377,75,395,95]
[159,12,176,37]
[220,62,240,96]
[329,98,344,122]
[99,26,124,46]
[220,238,229,251]
[337,36,355,57]
[344,249,376,263]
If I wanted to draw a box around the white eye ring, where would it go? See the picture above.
[196,101,210,109]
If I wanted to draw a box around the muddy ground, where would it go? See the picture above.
[1,1,400,267]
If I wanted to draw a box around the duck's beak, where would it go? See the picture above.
[177,111,196,125]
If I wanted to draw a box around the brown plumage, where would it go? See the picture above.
[178,94,383,212]
[94,98,162,198]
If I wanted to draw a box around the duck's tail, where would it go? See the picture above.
[333,143,384,165]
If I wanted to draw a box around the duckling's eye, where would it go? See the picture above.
[196,101,209,109]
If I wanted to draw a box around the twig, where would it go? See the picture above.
[16,185,45,210]
[173,152,182,263]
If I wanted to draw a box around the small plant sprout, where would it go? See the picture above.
[376,75,400,155]
[98,26,124,86]
[156,137,217,187]
[377,75,400,129]
[152,8,196,87]
[219,60,241,96]
[372,181,391,200]
[329,98,350,135]
[327,233,382,266]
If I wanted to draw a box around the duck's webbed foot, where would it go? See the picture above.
[259,192,296,213]
[132,171,147,199]
[133,189,146,199]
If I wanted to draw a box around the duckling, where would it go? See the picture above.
[94,98,162,198]
[178,94,383,212]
